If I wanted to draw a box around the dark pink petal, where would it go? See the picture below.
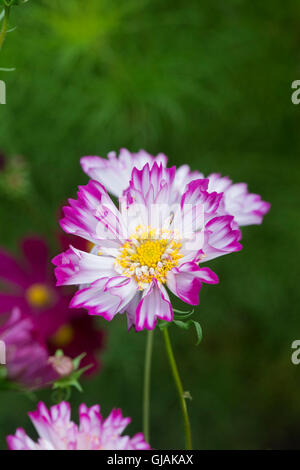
[0,250,28,288]
[0,309,57,389]
[0,294,26,314]
[21,237,49,282]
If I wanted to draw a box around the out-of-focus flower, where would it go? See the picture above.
[81,148,270,227]
[0,237,104,374]
[0,153,30,198]
[7,401,151,450]
[0,308,57,389]
[48,355,74,378]
[54,163,241,331]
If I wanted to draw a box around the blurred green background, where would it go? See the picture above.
[0,0,299,450]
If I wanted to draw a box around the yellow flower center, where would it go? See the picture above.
[26,283,52,308]
[115,225,182,289]
[50,324,75,347]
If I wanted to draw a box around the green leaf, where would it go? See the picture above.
[158,320,170,331]
[72,352,86,371]
[174,312,195,321]
[191,320,203,345]
[173,308,194,315]
[173,320,190,330]
[173,319,203,345]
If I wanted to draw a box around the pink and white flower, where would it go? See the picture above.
[81,148,167,199]
[7,401,150,450]
[81,149,270,227]
[53,163,242,331]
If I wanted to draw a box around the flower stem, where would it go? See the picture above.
[0,6,10,51]
[143,329,154,443]
[162,327,192,450]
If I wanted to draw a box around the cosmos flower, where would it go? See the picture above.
[7,401,151,450]
[81,148,167,198]
[53,163,242,331]
[0,237,104,374]
[0,308,57,389]
[81,148,270,227]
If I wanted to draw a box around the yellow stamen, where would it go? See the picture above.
[50,324,75,348]
[114,225,182,289]
[26,283,52,308]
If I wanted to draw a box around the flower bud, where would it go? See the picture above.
[48,355,74,378]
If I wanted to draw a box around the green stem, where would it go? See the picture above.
[143,329,154,443]
[0,6,10,51]
[162,328,192,450]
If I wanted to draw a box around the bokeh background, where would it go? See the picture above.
[0,0,299,450]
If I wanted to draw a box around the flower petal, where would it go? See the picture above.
[70,276,136,320]
[124,292,141,330]
[0,250,28,288]
[60,180,126,246]
[203,215,242,261]
[208,174,270,226]
[21,237,49,282]
[136,280,173,331]
[167,263,219,305]
[81,149,168,198]
[52,246,115,286]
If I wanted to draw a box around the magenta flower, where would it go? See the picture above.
[7,401,151,450]
[0,308,57,389]
[81,149,270,227]
[0,237,104,374]
[53,163,242,331]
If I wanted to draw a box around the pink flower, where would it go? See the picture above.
[7,401,151,450]
[0,237,104,375]
[0,308,57,389]
[81,149,270,226]
[53,163,241,331]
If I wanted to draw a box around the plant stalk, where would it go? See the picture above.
[0,6,10,51]
[162,327,192,450]
[143,329,154,443]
